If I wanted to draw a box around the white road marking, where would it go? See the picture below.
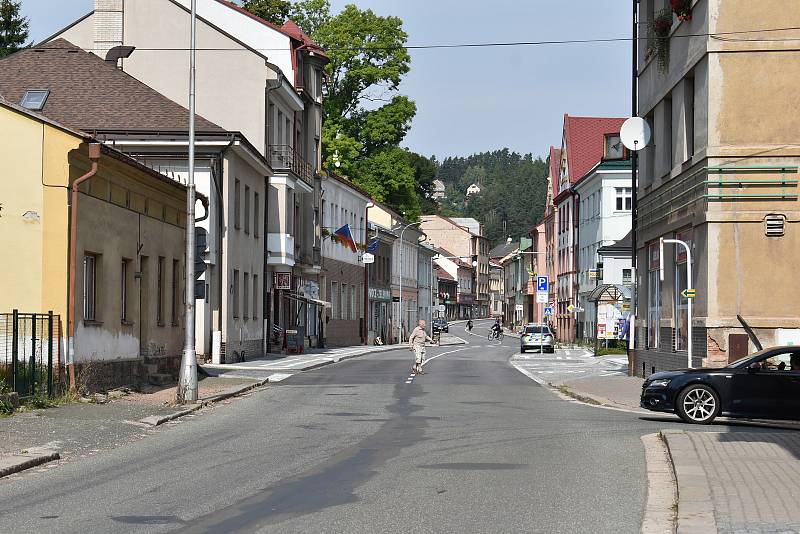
[266,373,293,382]
[421,347,469,367]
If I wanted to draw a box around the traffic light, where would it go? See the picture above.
[194,227,207,299]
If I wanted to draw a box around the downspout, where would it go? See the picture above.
[67,142,101,390]
[572,193,580,343]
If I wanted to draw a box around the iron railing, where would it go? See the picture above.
[268,144,314,189]
[0,310,62,397]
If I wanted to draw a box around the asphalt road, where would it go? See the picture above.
[0,321,783,533]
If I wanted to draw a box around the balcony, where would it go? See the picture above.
[268,144,314,190]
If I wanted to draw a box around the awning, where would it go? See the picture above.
[283,292,331,308]
[587,284,632,303]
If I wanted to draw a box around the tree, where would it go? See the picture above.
[0,0,28,59]
[407,151,438,214]
[352,147,420,220]
[241,0,292,26]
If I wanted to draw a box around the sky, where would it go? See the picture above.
[21,0,631,159]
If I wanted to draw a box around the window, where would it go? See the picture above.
[252,275,258,320]
[234,179,241,230]
[244,185,250,234]
[615,187,632,211]
[243,273,249,320]
[172,259,179,326]
[622,268,632,285]
[121,259,129,323]
[20,89,49,110]
[684,75,695,161]
[350,286,356,321]
[342,284,348,319]
[331,281,339,319]
[233,270,240,318]
[83,254,98,321]
[647,243,661,349]
[254,192,260,238]
[605,134,624,160]
[157,257,165,325]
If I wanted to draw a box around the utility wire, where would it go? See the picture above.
[34,25,800,53]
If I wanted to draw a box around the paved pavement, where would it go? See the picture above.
[0,327,797,533]
[510,346,628,384]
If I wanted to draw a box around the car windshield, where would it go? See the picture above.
[525,326,549,334]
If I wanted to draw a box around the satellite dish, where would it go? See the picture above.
[620,117,651,151]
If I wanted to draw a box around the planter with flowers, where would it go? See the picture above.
[647,8,674,73]
[670,0,692,22]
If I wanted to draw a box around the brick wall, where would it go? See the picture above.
[324,257,365,347]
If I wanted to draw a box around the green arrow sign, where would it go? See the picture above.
[681,288,696,299]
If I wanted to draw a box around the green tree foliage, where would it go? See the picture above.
[0,0,28,59]
[242,0,292,26]
[407,152,438,214]
[437,150,549,246]
[250,1,419,218]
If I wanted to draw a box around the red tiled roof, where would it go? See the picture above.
[434,265,456,281]
[563,115,626,183]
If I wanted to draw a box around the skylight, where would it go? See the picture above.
[20,90,50,111]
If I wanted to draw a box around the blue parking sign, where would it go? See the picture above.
[543,306,554,317]
[536,276,549,293]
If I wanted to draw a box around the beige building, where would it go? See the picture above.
[51,0,329,352]
[634,0,800,374]
[420,215,489,317]
[0,98,190,389]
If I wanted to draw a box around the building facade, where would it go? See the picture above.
[634,0,800,374]
[367,223,396,344]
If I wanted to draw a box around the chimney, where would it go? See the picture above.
[94,0,124,62]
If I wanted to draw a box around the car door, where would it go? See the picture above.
[730,352,793,419]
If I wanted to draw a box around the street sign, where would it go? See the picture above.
[567,304,575,313]
[361,252,375,264]
[536,276,549,293]
[536,292,548,303]
[438,304,445,312]
[515,304,524,312]
[543,306,554,317]
[588,269,599,280]
[681,288,697,299]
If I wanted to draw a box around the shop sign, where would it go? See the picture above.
[368,287,392,301]
[274,272,292,290]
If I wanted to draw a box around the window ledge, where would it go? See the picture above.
[171,322,179,327]
[83,320,103,327]
[157,322,166,327]
[121,320,135,326]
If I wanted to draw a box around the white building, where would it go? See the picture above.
[431,179,446,200]
[573,158,632,341]
[466,184,481,196]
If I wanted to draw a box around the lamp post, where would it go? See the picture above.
[660,238,693,368]
[363,202,374,345]
[397,221,421,342]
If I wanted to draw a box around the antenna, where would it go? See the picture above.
[620,117,652,151]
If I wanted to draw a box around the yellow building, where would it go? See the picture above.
[0,98,191,390]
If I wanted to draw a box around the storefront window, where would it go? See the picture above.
[674,229,692,351]
[647,243,661,349]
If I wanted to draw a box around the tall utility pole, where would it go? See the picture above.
[630,0,640,358]
[397,221,421,341]
[177,0,198,403]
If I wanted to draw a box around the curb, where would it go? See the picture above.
[640,433,678,533]
[0,449,60,479]
[139,378,269,427]
[661,430,717,533]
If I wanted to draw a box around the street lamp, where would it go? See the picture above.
[363,201,374,345]
[396,221,421,342]
[660,237,693,369]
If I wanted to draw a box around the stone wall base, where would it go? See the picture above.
[72,353,181,392]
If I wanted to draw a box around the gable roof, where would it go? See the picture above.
[489,241,517,259]
[563,115,626,185]
[548,146,561,200]
[598,231,633,256]
[0,39,224,133]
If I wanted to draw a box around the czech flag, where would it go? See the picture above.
[334,224,358,252]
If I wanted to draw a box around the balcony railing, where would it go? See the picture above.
[268,144,314,188]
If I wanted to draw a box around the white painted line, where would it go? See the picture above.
[421,347,469,367]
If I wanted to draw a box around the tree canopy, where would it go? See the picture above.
[0,0,28,59]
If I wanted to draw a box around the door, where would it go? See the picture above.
[731,351,796,419]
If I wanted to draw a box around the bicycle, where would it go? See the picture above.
[488,330,504,342]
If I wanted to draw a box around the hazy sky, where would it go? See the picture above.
[22,0,631,159]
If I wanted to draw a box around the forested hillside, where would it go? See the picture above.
[431,149,549,246]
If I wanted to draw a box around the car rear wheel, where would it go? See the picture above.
[676,384,720,424]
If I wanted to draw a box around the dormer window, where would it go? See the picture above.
[20,89,50,111]
[605,134,625,160]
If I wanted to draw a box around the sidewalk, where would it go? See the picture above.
[202,333,466,378]
[663,429,800,533]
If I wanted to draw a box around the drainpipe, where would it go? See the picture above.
[67,142,101,390]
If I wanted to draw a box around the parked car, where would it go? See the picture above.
[432,318,449,333]
[641,346,800,424]
[520,323,554,353]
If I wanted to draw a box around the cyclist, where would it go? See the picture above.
[466,319,473,333]
[491,319,503,340]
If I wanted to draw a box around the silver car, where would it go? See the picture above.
[520,324,555,353]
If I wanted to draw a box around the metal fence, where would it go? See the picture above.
[0,311,62,397]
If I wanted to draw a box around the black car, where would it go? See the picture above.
[641,345,800,424]
[432,318,449,333]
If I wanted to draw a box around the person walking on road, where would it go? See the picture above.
[466,319,473,333]
[409,319,435,374]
